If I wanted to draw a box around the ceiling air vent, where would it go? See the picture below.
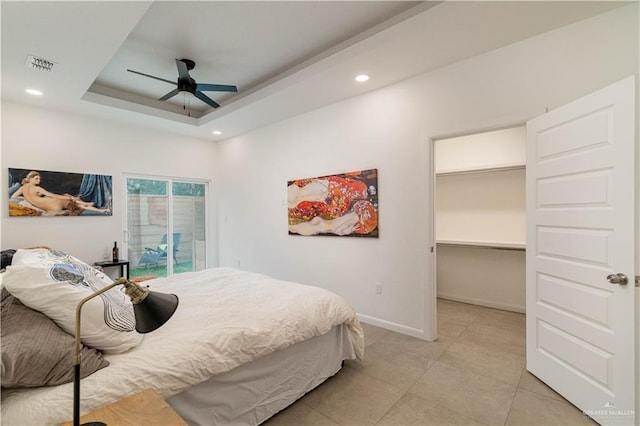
[25,55,55,72]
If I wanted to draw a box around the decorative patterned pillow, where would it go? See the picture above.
[1,294,109,388]
[1,287,11,302]
[1,249,16,269]
[3,249,143,353]
[11,247,69,267]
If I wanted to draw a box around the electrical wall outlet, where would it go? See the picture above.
[376,283,383,295]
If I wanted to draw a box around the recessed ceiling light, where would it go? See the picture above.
[355,74,370,82]
[212,130,222,135]
[25,88,43,96]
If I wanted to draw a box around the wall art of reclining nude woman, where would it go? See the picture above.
[288,169,378,237]
[8,168,112,217]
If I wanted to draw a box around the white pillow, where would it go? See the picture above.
[3,249,143,353]
[11,248,77,267]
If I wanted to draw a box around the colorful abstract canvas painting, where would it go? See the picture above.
[288,169,378,237]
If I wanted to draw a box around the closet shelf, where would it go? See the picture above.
[436,240,526,251]
[435,164,525,176]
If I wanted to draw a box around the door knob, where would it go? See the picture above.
[606,273,629,285]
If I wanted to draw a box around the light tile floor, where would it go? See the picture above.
[264,299,598,426]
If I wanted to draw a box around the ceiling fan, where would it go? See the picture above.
[127,58,238,109]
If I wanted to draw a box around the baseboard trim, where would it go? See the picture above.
[356,314,434,341]
[437,293,526,314]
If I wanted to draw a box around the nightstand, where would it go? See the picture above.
[94,260,130,280]
[62,389,186,426]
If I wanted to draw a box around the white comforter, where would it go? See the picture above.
[1,267,364,426]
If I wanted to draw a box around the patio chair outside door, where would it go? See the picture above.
[139,233,181,267]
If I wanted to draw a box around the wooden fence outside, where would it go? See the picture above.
[126,194,206,268]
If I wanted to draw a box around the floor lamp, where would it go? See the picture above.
[73,277,179,426]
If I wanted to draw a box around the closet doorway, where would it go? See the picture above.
[433,126,526,313]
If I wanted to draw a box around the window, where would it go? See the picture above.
[125,176,208,278]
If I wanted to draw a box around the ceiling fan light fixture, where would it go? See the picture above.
[355,74,370,82]
[127,58,238,110]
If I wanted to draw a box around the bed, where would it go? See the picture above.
[0,248,364,425]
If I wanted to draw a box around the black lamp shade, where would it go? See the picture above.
[133,291,179,333]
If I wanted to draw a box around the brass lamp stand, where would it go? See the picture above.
[73,278,178,426]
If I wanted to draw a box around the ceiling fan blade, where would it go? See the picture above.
[127,69,176,85]
[194,91,220,109]
[159,88,181,101]
[176,59,190,80]
[196,83,238,93]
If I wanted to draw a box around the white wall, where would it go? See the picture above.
[435,126,526,174]
[1,103,219,266]
[436,169,526,245]
[216,4,639,339]
[437,246,526,312]
[435,167,526,313]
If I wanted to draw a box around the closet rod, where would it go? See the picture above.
[436,242,526,252]
[435,164,525,177]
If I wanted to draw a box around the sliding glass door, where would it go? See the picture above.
[126,176,207,278]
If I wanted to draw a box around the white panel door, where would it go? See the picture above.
[526,76,636,426]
